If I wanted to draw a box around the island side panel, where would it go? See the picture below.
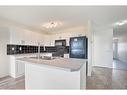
[80,64,86,89]
[25,63,82,89]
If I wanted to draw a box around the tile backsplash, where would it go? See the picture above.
[7,44,69,55]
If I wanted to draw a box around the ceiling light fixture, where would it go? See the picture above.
[42,21,62,29]
[113,37,118,40]
[114,20,127,26]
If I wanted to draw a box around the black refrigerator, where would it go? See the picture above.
[69,36,87,59]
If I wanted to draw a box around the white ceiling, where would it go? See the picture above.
[0,6,127,33]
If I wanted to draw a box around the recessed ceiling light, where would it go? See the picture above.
[113,37,118,40]
[42,21,62,29]
[113,20,127,26]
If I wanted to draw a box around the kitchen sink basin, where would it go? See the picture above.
[29,56,56,60]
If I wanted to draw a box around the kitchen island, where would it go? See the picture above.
[17,57,87,89]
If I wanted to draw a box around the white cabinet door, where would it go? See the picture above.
[16,60,25,77]
[10,28,25,45]
[64,54,69,58]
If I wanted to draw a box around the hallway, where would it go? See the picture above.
[113,59,127,71]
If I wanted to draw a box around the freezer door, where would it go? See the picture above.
[69,36,87,59]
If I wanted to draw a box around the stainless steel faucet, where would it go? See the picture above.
[37,43,41,59]
[37,42,45,59]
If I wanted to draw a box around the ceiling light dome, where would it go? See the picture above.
[114,20,127,26]
[42,21,62,29]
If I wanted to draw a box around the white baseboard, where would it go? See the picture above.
[0,73,9,78]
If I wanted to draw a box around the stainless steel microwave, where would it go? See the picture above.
[55,40,66,46]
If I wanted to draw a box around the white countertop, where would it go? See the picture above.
[17,57,87,72]
[9,53,52,57]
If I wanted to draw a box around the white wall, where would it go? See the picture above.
[117,37,127,63]
[0,27,10,77]
[45,26,88,46]
[93,27,113,68]
[87,21,93,76]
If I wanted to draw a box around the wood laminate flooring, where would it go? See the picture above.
[86,67,127,89]
[0,67,127,89]
[0,76,25,89]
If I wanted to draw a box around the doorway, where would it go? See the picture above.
[113,26,127,70]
